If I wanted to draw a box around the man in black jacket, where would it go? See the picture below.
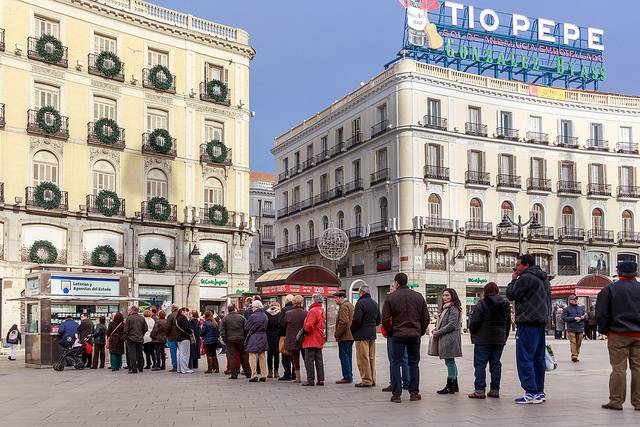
[221,304,251,379]
[277,294,295,381]
[351,285,381,388]
[123,306,148,374]
[77,313,94,368]
[506,254,551,404]
[597,261,640,411]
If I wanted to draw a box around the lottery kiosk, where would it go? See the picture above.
[19,268,130,368]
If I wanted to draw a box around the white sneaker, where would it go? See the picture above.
[536,393,546,402]
[514,393,543,404]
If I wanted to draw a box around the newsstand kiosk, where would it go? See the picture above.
[18,267,130,368]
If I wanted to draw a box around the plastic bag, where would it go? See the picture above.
[545,344,557,371]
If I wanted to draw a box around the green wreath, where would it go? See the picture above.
[95,190,121,216]
[94,118,121,145]
[148,64,173,91]
[145,248,167,271]
[147,196,171,221]
[35,34,64,63]
[95,51,122,77]
[34,181,62,210]
[91,245,117,267]
[208,204,229,226]
[202,253,224,276]
[36,106,62,134]
[148,128,173,154]
[206,140,228,163]
[206,79,228,103]
[29,240,58,264]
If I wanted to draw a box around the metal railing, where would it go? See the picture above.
[199,81,231,105]
[525,131,549,145]
[465,171,490,186]
[86,194,125,216]
[27,37,68,67]
[588,229,614,242]
[88,53,125,81]
[347,226,364,240]
[25,186,69,211]
[198,207,244,227]
[618,186,640,199]
[344,178,364,195]
[0,28,4,52]
[301,158,314,170]
[261,235,275,245]
[587,183,611,196]
[300,197,313,211]
[200,143,232,165]
[497,225,520,239]
[557,180,581,194]
[138,254,176,271]
[0,182,4,204]
[423,115,447,131]
[616,142,639,154]
[0,103,4,128]
[424,165,449,181]
[330,142,345,157]
[277,171,288,183]
[27,109,69,140]
[277,206,289,218]
[497,174,521,188]
[557,227,585,241]
[466,261,489,273]
[315,150,330,165]
[527,178,552,192]
[371,120,389,138]
[141,200,177,222]
[262,208,275,218]
[346,132,364,149]
[370,220,389,234]
[142,68,176,93]
[87,122,126,149]
[496,127,519,140]
[313,191,331,206]
[528,226,554,240]
[425,260,446,271]
[618,231,640,244]
[465,122,488,137]
[142,132,177,157]
[585,139,609,151]
[423,217,454,233]
[556,135,579,147]
[465,221,493,236]
[370,168,390,185]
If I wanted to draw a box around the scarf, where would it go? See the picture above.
[435,302,453,331]
[266,306,281,316]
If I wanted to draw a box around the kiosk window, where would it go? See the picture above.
[27,303,39,333]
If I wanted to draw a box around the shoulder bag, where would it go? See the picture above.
[105,322,122,350]
[176,319,196,345]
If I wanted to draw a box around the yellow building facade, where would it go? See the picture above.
[0,0,255,334]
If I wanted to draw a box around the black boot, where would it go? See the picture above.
[452,378,459,393]
[436,378,454,394]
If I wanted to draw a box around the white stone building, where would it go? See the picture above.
[249,172,276,288]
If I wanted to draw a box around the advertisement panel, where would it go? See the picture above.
[50,276,120,297]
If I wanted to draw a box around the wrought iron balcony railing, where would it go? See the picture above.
[526,131,549,145]
[587,183,611,197]
[315,150,330,165]
[344,178,364,195]
[423,217,454,233]
[528,226,554,240]
[496,127,519,140]
[142,132,177,158]
[199,81,231,105]
[371,120,389,138]
[200,143,232,165]
[88,53,125,81]
[370,168,390,185]
[588,229,614,242]
[27,37,68,67]
[497,174,521,189]
[618,231,640,244]
[465,122,488,137]
[618,186,640,199]
[497,225,520,239]
[27,109,69,140]
[0,103,4,128]
[423,115,447,131]
[330,142,345,157]
[557,227,585,241]
[370,220,389,235]
[347,226,364,240]
[25,186,69,211]
[585,139,609,151]
[557,180,581,194]
[87,122,126,149]
[143,68,176,93]
[278,171,288,183]
[556,135,579,148]
[262,208,275,218]
[465,221,493,236]
[0,182,3,204]
[465,171,490,186]
[424,165,449,181]
[527,178,552,192]
[346,132,364,149]
[198,207,244,227]
[0,28,4,52]
[141,200,177,222]
[86,194,126,217]
[617,142,639,154]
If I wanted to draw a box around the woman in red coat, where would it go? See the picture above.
[302,293,326,386]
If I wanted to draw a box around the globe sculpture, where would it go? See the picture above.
[317,227,349,261]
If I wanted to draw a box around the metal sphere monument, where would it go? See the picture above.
[317,227,349,261]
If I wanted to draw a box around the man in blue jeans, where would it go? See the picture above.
[507,254,551,405]
[381,273,430,403]
[333,291,354,384]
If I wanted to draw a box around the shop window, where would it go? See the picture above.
[138,286,174,311]
[376,249,391,272]
[558,251,578,276]
[588,251,609,276]
[465,250,488,272]
[496,252,517,273]
[425,248,446,270]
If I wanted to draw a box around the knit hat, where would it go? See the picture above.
[617,261,638,277]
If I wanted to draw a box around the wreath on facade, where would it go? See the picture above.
[206,140,228,163]
[95,190,121,216]
[147,196,171,221]
[145,248,167,271]
[208,204,229,226]
[95,51,123,77]
[36,106,62,134]
[35,34,64,63]
[202,253,224,276]
[34,181,62,210]
[94,118,121,145]
[91,245,117,267]
[206,79,228,103]
[29,240,58,264]
[148,64,173,90]
[148,128,173,154]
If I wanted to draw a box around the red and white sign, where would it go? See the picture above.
[260,284,340,296]
[551,285,604,297]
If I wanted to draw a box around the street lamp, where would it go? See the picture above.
[498,214,542,254]
[185,244,201,306]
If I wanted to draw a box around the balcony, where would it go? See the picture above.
[465,171,490,186]
[138,254,175,271]
[497,174,521,190]
[587,183,611,197]
[315,150,330,165]
[465,122,488,137]
[557,180,581,195]
[370,220,389,235]
[88,53,125,81]
[87,122,126,149]
[618,231,640,245]
[525,131,549,145]
[25,186,69,211]
[330,142,345,157]
[142,132,177,158]
[199,143,232,166]
[371,120,389,138]
[370,168,390,186]
[142,68,176,93]
[528,226,554,241]
[425,259,446,271]
[617,142,639,154]
[347,226,364,240]
[141,200,177,223]
[278,171,288,183]
[301,158,314,171]
[585,139,609,151]
[277,206,289,218]
[618,186,640,199]
[527,178,552,193]
[288,165,301,177]
[352,264,365,276]
[276,245,295,257]
[346,132,364,150]
[497,225,520,240]
[27,36,68,67]
[556,135,579,148]
[466,261,489,273]
[27,109,69,140]
[262,208,275,218]
[199,81,231,106]
[0,28,4,52]
[298,238,319,253]
[588,229,614,243]
[261,235,275,245]
[328,185,344,201]
[423,217,454,233]
[198,207,245,228]
[86,194,126,217]
[496,127,519,141]
[300,197,313,211]
[423,115,447,131]
[0,103,4,128]
[424,165,449,181]
[465,221,493,237]
[558,227,585,241]
[344,178,364,195]
[313,191,330,206]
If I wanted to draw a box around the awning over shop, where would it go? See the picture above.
[255,266,341,296]
[550,274,612,297]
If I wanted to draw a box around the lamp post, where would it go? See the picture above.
[185,244,201,306]
[497,214,542,255]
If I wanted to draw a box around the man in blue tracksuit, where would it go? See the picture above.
[562,295,587,362]
[506,254,551,405]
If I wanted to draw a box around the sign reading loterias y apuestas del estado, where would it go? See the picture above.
[395,1,606,90]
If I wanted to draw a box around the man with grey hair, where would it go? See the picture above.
[124,305,148,374]
[351,285,381,388]
[278,294,296,380]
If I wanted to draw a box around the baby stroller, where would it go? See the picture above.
[53,336,90,371]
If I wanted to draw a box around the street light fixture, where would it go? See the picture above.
[498,214,542,254]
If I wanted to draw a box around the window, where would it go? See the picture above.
[466,250,488,272]
[428,194,441,218]
[560,161,575,181]
[469,198,482,222]
[562,206,575,229]
[306,144,314,161]
[321,136,328,153]
[263,225,273,239]
[534,254,551,273]
[34,16,59,38]
[320,174,328,193]
[560,120,573,138]
[264,200,273,211]
[147,108,168,131]
[352,159,361,181]
[620,126,633,143]
[425,249,446,270]
[558,251,579,276]
[322,216,329,231]
[531,203,545,226]
[497,252,517,272]
[354,205,362,230]
[590,123,604,141]
[499,111,513,130]
[379,197,388,223]
[589,164,605,185]
[427,144,443,167]
[295,225,301,245]
[530,158,545,180]
[352,117,361,137]
[33,150,59,185]
[376,148,388,172]
[94,33,116,53]
[499,154,515,176]
[468,106,481,124]
[283,229,289,247]
[282,158,289,175]
[307,180,314,199]
[622,210,634,233]
[592,208,604,231]
[501,201,514,219]
[336,127,344,144]
[92,160,116,194]
[147,48,168,67]
[376,249,391,271]
[205,121,224,142]
[427,98,441,120]
[308,221,315,241]
[205,63,225,82]
[34,83,59,110]
[281,191,288,209]
[292,186,300,204]
[146,169,168,199]
[204,177,223,208]
[529,116,542,133]
[93,96,116,121]
[620,166,635,187]
[335,167,344,187]
[468,150,485,172]
[353,252,365,275]
[337,211,345,230]
[377,104,387,124]
[294,152,300,169]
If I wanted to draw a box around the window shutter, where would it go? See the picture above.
[224,68,229,84]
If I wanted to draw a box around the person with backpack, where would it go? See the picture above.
[6,324,21,361]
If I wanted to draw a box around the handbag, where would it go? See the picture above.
[295,327,306,346]
[427,334,439,357]
[105,321,122,350]
[176,319,195,345]
[279,336,290,356]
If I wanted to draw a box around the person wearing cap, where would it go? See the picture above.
[596,261,640,411]
[562,294,588,362]
[351,285,381,388]
[333,290,355,384]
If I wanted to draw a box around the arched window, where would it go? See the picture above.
[622,210,634,233]
[322,216,329,231]
[428,194,441,219]
[561,206,574,229]
[33,150,59,185]
[337,211,345,230]
[501,201,514,220]
[283,228,289,247]
[204,177,224,209]
[295,224,301,245]
[354,206,362,231]
[592,208,604,231]
[146,169,168,199]
[465,250,489,272]
[531,203,545,226]
[308,220,315,241]
[92,160,116,194]
[380,197,388,224]
[470,198,482,222]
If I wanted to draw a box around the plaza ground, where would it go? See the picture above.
[0,336,638,426]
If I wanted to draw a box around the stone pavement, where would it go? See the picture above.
[0,337,638,427]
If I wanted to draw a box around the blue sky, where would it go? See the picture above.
[155,0,638,173]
